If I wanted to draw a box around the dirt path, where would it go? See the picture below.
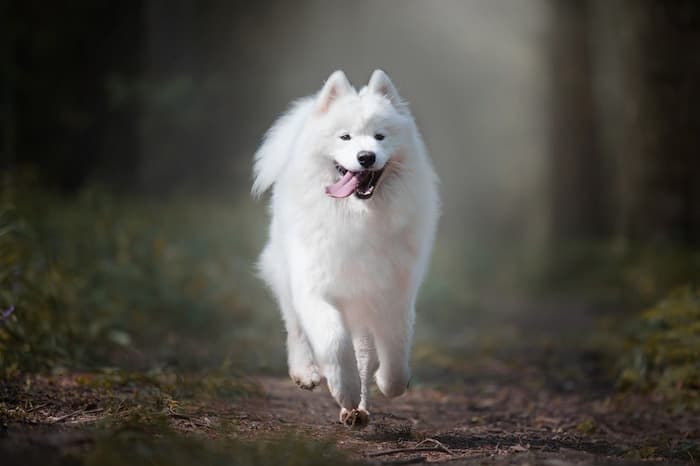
[233,375,695,465]
[1,367,698,465]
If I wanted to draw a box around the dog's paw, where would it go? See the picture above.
[290,365,322,390]
[339,408,369,429]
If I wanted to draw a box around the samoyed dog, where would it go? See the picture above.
[252,70,439,428]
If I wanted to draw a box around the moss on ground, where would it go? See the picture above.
[84,429,358,466]
[618,286,700,410]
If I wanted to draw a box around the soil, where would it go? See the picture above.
[1,361,698,466]
[238,375,697,465]
[1,293,697,465]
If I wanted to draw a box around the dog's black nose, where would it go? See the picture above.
[357,151,376,168]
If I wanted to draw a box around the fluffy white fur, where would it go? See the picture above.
[252,70,439,427]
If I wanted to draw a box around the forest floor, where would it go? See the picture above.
[2,352,698,466]
[3,187,699,464]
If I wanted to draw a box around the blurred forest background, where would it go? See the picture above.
[1,0,699,420]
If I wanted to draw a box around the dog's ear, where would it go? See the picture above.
[367,69,405,111]
[316,70,354,114]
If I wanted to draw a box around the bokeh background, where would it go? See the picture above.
[1,0,699,399]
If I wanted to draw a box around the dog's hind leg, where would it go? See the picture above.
[373,299,414,399]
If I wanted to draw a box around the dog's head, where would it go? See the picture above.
[311,70,411,200]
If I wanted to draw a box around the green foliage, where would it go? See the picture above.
[618,286,700,409]
[0,177,279,378]
[0,184,88,374]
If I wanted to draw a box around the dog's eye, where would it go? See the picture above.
[339,134,351,141]
[374,133,385,141]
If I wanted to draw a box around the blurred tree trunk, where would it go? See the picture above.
[549,0,610,241]
[618,1,700,246]
[140,0,196,191]
[1,3,143,191]
[0,2,17,170]
[97,2,144,190]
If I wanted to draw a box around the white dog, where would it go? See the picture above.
[252,70,439,428]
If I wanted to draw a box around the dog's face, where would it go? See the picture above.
[312,70,410,200]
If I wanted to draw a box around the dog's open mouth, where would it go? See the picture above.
[325,163,385,200]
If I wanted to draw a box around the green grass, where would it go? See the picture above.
[0,176,282,378]
[618,286,700,410]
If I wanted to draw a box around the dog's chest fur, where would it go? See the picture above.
[282,197,417,298]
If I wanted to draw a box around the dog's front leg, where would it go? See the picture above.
[283,306,322,390]
[294,292,362,424]
[352,329,378,425]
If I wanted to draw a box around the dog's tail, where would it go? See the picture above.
[251,97,313,198]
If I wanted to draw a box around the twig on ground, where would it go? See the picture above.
[51,407,103,423]
[167,409,213,429]
[114,399,127,413]
[367,447,449,458]
[416,438,455,455]
[596,421,628,441]
[367,438,456,458]
[26,402,50,413]
[52,409,82,422]
[168,410,192,421]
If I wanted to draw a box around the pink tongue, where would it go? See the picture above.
[325,171,359,198]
